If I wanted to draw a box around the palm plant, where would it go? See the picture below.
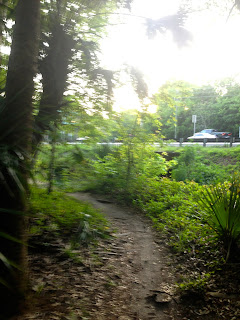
[198,176,240,261]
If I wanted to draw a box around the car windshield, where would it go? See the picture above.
[201,129,217,133]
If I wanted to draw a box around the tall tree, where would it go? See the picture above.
[32,0,118,155]
[0,0,40,316]
[152,81,194,140]
[213,79,240,136]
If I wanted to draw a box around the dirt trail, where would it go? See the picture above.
[70,192,179,320]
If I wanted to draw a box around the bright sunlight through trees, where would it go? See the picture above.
[100,0,240,110]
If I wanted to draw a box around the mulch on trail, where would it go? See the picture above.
[13,232,137,320]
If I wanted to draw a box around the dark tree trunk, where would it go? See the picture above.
[33,24,73,156]
[2,0,40,147]
[0,0,3,65]
[0,0,40,317]
[47,124,57,194]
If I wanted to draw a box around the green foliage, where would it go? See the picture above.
[152,80,195,140]
[34,143,92,191]
[62,248,84,264]
[85,110,166,199]
[133,178,210,252]
[34,141,123,192]
[198,176,240,261]
[93,143,114,159]
[30,187,110,246]
[83,141,221,256]
[87,139,214,254]
[0,144,27,202]
[153,78,240,140]
[0,239,22,289]
[0,142,29,290]
[91,141,168,201]
[171,146,233,185]
[178,272,212,294]
[0,211,28,290]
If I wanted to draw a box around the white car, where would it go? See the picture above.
[187,132,217,140]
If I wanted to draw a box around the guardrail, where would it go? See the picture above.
[168,137,239,147]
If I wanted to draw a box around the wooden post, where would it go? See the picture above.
[230,137,235,147]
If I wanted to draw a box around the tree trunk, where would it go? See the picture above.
[2,0,40,147]
[33,23,73,156]
[47,124,57,194]
[0,0,4,65]
[0,0,40,317]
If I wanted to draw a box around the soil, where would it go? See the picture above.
[11,192,240,320]
[69,192,179,320]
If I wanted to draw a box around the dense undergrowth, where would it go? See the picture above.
[33,143,240,258]
[34,143,240,190]
[33,143,240,297]
[170,145,240,184]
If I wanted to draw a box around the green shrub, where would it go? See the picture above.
[171,146,230,184]
[89,141,172,201]
[133,178,211,252]
[178,272,212,295]
[33,144,93,191]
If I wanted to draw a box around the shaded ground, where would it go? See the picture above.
[69,193,179,320]
[12,192,240,320]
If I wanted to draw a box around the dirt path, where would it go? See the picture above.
[69,192,180,320]
[12,192,237,320]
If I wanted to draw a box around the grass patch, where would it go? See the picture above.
[29,186,110,246]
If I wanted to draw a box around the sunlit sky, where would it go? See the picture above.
[100,0,240,111]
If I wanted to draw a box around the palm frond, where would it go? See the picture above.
[198,176,240,261]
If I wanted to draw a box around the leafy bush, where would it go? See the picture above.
[92,143,115,159]
[171,146,230,184]
[33,144,93,191]
[178,272,212,294]
[90,143,170,201]
[133,178,211,252]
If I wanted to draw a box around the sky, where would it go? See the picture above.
[100,0,240,111]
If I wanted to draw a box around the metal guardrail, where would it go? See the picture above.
[167,139,240,147]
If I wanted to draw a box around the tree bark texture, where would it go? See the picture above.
[47,125,57,194]
[0,0,40,317]
[0,0,4,66]
[33,24,73,155]
[1,0,40,148]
